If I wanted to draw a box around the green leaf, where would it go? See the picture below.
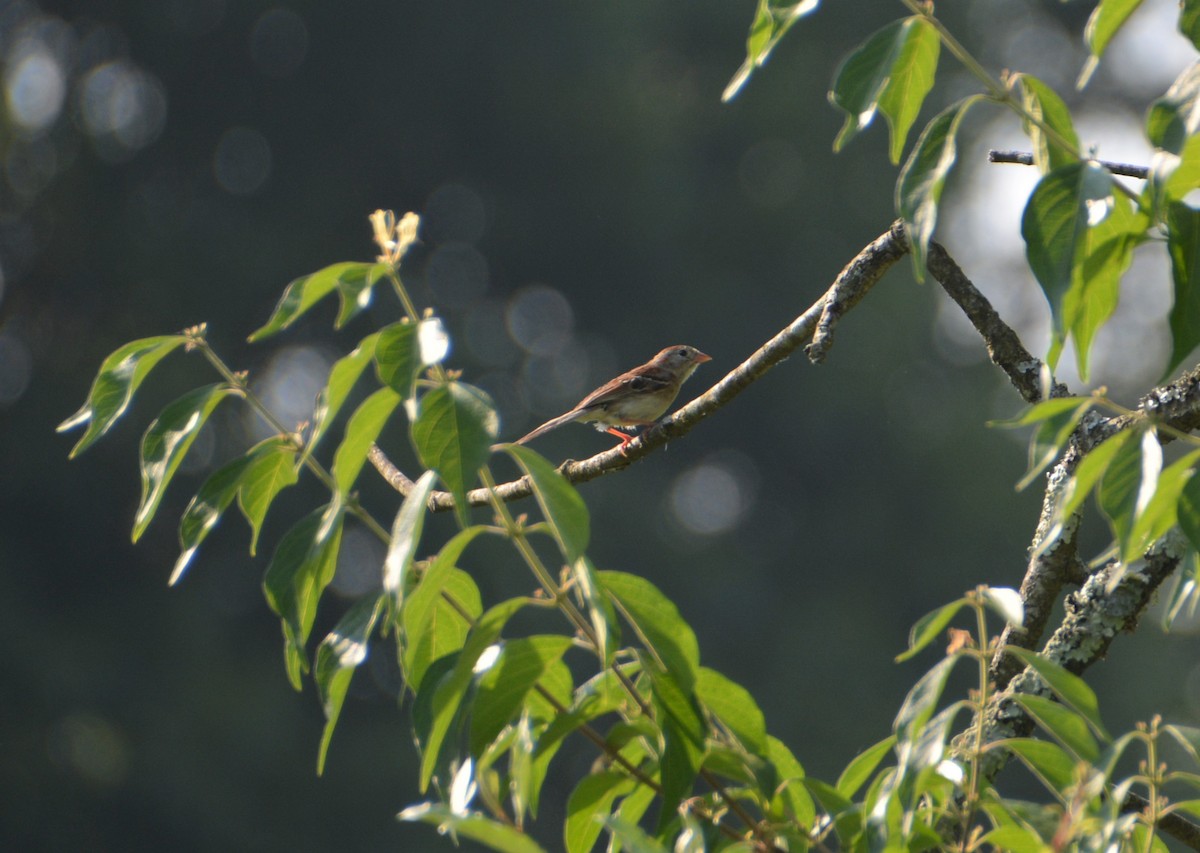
[1013,694,1100,764]
[896,596,968,662]
[598,570,700,693]
[236,438,300,556]
[978,825,1051,852]
[1148,62,1200,155]
[400,526,487,688]
[306,332,379,462]
[1178,474,1200,553]
[248,261,389,342]
[1079,0,1146,87]
[1098,427,1161,564]
[412,382,499,526]
[1021,161,1123,369]
[990,395,1093,429]
[420,597,529,791]
[896,96,982,279]
[893,654,959,740]
[1163,723,1200,765]
[836,735,896,799]
[314,594,386,774]
[1002,737,1077,793]
[331,386,401,495]
[134,384,235,542]
[764,736,815,825]
[397,802,547,853]
[375,320,421,399]
[532,671,628,763]
[1013,398,1094,492]
[722,0,820,102]
[564,772,637,853]
[59,335,186,457]
[1127,447,1200,560]
[1060,189,1142,380]
[172,436,293,584]
[830,17,940,164]
[1183,0,1200,51]
[469,635,573,756]
[1015,75,1079,173]
[1167,201,1200,377]
[695,667,767,755]
[1004,646,1110,740]
[383,469,439,595]
[406,568,481,695]
[1055,430,1133,525]
[263,505,345,690]
[504,444,590,563]
[571,557,619,666]
[600,815,668,853]
[653,670,704,830]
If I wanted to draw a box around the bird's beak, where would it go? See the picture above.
[694,351,712,363]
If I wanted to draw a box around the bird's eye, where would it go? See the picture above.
[630,377,646,390]
[676,348,688,358]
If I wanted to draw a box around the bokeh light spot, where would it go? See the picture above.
[250,8,309,78]
[0,331,33,406]
[669,452,758,536]
[332,528,384,598]
[6,48,66,133]
[213,126,272,195]
[427,242,489,310]
[249,346,332,439]
[47,712,130,790]
[79,60,167,160]
[506,285,573,357]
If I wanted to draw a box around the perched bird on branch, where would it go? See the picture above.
[515,345,711,450]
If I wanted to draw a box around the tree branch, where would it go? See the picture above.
[988,149,1149,181]
[370,219,910,512]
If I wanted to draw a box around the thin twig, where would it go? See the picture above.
[988,149,1150,180]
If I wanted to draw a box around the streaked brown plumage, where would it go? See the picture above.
[515,345,711,449]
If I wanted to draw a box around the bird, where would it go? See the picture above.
[514,345,711,450]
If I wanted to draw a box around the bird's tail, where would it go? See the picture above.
[514,410,583,445]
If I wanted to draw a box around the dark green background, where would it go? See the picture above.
[4,1,1196,850]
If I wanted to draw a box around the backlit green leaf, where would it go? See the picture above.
[830,17,940,164]
[896,96,982,279]
[314,594,386,774]
[332,386,401,495]
[59,335,186,457]
[236,438,300,555]
[1079,0,1145,87]
[1147,62,1200,154]
[836,735,895,798]
[470,635,573,756]
[722,0,820,102]
[134,384,235,542]
[1005,646,1110,740]
[397,802,547,853]
[248,261,388,342]
[1183,0,1200,50]
[696,666,767,755]
[1098,426,1161,564]
[306,332,379,462]
[1167,201,1200,377]
[1015,75,1079,172]
[263,505,345,690]
[1002,737,1077,793]
[897,596,968,662]
[598,570,700,693]
[1014,693,1100,764]
[564,771,636,853]
[375,320,421,399]
[173,436,294,584]
[383,469,439,596]
[894,655,959,740]
[412,382,499,526]
[504,444,590,563]
[420,597,529,791]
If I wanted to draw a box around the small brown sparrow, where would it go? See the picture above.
[515,345,711,450]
